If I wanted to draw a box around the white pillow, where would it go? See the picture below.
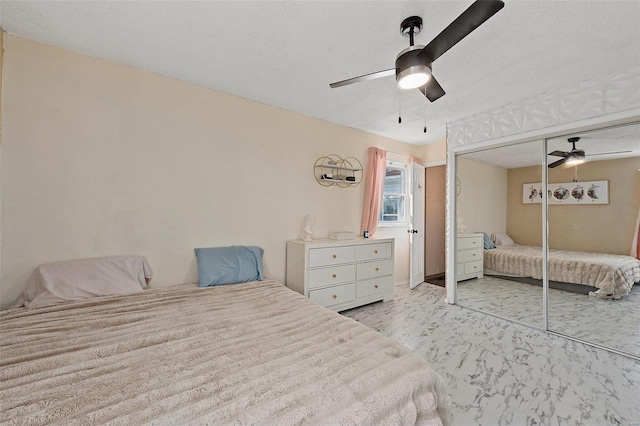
[11,256,152,309]
[492,233,516,246]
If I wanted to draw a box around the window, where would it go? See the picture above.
[380,162,408,224]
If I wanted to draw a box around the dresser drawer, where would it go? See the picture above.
[464,260,483,275]
[309,246,355,267]
[356,242,392,261]
[357,259,394,281]
[308,264,356,289]
[357,276,393,299]
[308,283,356,308]
[458,248,482,263]
[458,236,482,250]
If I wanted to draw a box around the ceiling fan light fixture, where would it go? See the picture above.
[397,68,431,89]
[565,153,586,166]
[395,46,432,90]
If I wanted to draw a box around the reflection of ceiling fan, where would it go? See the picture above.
[548,137,632,168]
[329,0,504,102]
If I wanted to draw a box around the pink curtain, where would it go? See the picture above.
[360,147,387,236]
[632,206,640,259]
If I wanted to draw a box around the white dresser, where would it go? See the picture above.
[286,238,394,312]
[457,233,483,281]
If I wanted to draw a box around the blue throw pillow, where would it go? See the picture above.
[194,246,264,287]
[482,233,496,250]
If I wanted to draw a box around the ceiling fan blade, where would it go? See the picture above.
[548,158,566,168]
[417,0,505,63]
[419,76,446,102]
[329,68,395,88]
[587,150,633,156]
[548,150,568,157]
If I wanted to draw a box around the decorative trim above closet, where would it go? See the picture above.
[447,66,640,148]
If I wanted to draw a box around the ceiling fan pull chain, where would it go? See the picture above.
[423,102,427,133]
[398,92,402,124]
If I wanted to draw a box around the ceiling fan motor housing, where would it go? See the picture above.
[567,137,585,159]
[396,46,432,89]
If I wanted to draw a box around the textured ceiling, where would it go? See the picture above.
[1,1,639,146]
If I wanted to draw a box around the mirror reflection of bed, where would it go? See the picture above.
[455,123,640,358]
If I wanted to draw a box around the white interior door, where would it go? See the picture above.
[410,162,426,289]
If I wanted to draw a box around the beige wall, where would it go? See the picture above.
[506,165,543,246]
[421,139,446,164]
[507,157,640,253]
[456,157,508,236]
[0,35,423,308]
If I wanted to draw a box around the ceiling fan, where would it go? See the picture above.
[548,137,633,168]
[329,0,505,102]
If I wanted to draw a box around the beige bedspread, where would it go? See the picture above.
[484,245,640,298]
[1,280,451,425]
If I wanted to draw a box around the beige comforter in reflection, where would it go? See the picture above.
[1,280,451,425]
[484,245,640,298]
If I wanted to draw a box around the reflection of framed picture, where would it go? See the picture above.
[570,186,584,200]
[523,181,608,205]
[552,186,570,200]
[587,185,600,200]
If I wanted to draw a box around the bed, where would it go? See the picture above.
[0,279,451,425]
[483,244,640,298]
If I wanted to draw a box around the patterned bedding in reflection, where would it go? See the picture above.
[484,245,640,298]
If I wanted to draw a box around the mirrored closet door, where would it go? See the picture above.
[455,140,544,328]
[546,123,640,358]
[453,121,640,360]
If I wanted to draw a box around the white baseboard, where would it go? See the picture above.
[395,280,409,286]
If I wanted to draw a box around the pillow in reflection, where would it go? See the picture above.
[482,233,496,249]
[492,233,516,246]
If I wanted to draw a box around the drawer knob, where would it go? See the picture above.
[473,254,476,257]
[374,250,378,254]
[374,285,379,289]
[375,267,379,272]
[332,254,337,259]
[473,241,477,245]
[332,274,337,278]
[332,294,337,299]
[473,266,477,269]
